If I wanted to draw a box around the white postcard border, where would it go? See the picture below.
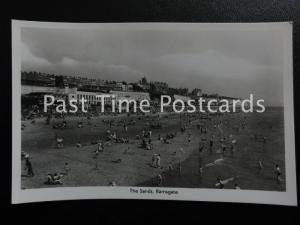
[12,20,297,205]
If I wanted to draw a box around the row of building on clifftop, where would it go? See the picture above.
[21,72,242,112]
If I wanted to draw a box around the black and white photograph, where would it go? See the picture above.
[12,21,296,205]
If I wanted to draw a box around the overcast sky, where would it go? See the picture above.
[21,25,284,106]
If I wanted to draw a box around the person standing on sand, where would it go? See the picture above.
[63,162,70,175]
[188,133,191,143]
[98,141,104,152]
[221,144,226,157]
[275,164,282,183]
[178,162,182,175]
[56,136,64,149]
[198,144,204,177]
[230,143,234,156]
[258,159,264,174]
[94,152,99,170]
[25,158,34,177]
[209,137,214,154]
[156,154,161,168]
[152,154,157,167]
[263,136,267,144]
[157,174,163,186]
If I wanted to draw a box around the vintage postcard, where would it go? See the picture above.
[12,21,297,205]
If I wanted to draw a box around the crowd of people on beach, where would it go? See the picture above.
[21,110,283,189]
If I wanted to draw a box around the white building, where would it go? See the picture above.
[68,88,114,106]
[110,91,150,102]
